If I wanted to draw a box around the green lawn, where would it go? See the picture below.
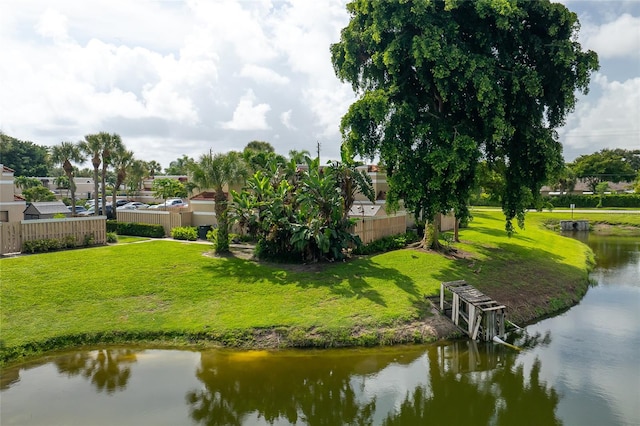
[2,209,625,364]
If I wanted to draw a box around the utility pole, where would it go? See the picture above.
[316,141,321,163]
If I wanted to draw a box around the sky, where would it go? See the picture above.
[0,0,638,170]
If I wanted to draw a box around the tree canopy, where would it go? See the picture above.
[0,133,50,176]
[570,149,637,192]
[331,0,598,242]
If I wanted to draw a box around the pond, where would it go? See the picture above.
[2,235,639,425]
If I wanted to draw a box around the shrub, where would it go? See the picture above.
[106,232,118,243]
[106,220,165,238]
[62,235,77,248]
[83,234,95,246]
[171,226,197,241]
[353,231,420,255]
[23,238,62,253]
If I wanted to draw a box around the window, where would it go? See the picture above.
[0,211,8,222]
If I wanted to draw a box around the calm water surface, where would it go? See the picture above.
[2,235,639,426]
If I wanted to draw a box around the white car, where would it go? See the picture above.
[117,202,149,210]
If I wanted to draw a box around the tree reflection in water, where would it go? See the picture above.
[187,334,560,425]
[54,349,138,394]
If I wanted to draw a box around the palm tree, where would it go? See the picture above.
[288,149,311,165]
[126,159,148,194]
[110,147,134,220]
[97,133,123,215]
[50,141,85,214]
[190,151,248,253]
[146,160,162,178]
[79,133,104,214]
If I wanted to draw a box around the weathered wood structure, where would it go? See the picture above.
[560,220,589,231]
[439,280,506,342]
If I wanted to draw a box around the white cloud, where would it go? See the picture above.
[280,109,296,130]
[0,0,637,168]
[559,74,640,159]
[240,64,290,85]
[220,90,271,130]
[582,13,640,59]
[35,8,69,41]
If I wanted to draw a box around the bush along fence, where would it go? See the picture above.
[106,221,165,238]
[0,217,106,255]
[543,194,640,208]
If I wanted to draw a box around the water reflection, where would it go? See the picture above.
[54,349,138,394]
[184,338,559,426]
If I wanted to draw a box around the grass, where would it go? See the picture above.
[116,235,151,244]
[1,209,624,365]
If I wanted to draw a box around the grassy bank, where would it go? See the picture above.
[1,210,598,365]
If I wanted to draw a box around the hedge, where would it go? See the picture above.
[106,220,165,238]
[544,194,640,208]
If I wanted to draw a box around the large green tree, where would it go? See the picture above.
[190,151,248,253]
[571,149,638,192]
[331,0,598,247]
[0,133,50,176]
[50,141,85,213]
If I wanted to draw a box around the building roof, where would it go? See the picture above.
[23,201,70,215]
[2,164,15,173]
[348,204,383,217]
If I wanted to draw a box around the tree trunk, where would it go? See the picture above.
[92,155,100,215]
[214,189,229,253]
[63,160,77,214]
[422,214,442,250]
[454,217,460,243]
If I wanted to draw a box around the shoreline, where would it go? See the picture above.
[4,216,633,367]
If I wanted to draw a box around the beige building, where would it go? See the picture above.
[0,164,27,223]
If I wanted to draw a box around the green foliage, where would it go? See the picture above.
[352,231,420,255]
[171,226,198,241]
[106,220,165,238]
[83,234,95,246]
[106,232,118,243]
[164,155,195,175]
[0,133,50,176]
[52,213,67,219]
[22,186,56,202]
[231,156,375,262]
[545,194,640,208]
[14,176,43,190]
[190,151,248,254]
[570,149,637,193]
[23,239,61,253]
[332,0,599,238]
[62,235,77,248]
[151,178,187,200]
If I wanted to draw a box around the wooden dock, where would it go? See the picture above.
[439,280,506,342]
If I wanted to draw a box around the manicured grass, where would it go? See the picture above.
[116,235,151,244]
[1,209,613,364]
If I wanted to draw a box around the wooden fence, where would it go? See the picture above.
[351,215,407,245]
[115,210,193,236]
[0,217,106,255]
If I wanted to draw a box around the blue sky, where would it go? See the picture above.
[0,0,638,169]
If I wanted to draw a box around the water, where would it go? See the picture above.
[2,235,639,426]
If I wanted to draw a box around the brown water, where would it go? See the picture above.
[1,235,638,426]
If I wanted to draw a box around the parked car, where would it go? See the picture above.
[67,205,87,213]
[78,204,114,219]
[117,202,149,210]
[153,198,188,210]
[163,198,188,207]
